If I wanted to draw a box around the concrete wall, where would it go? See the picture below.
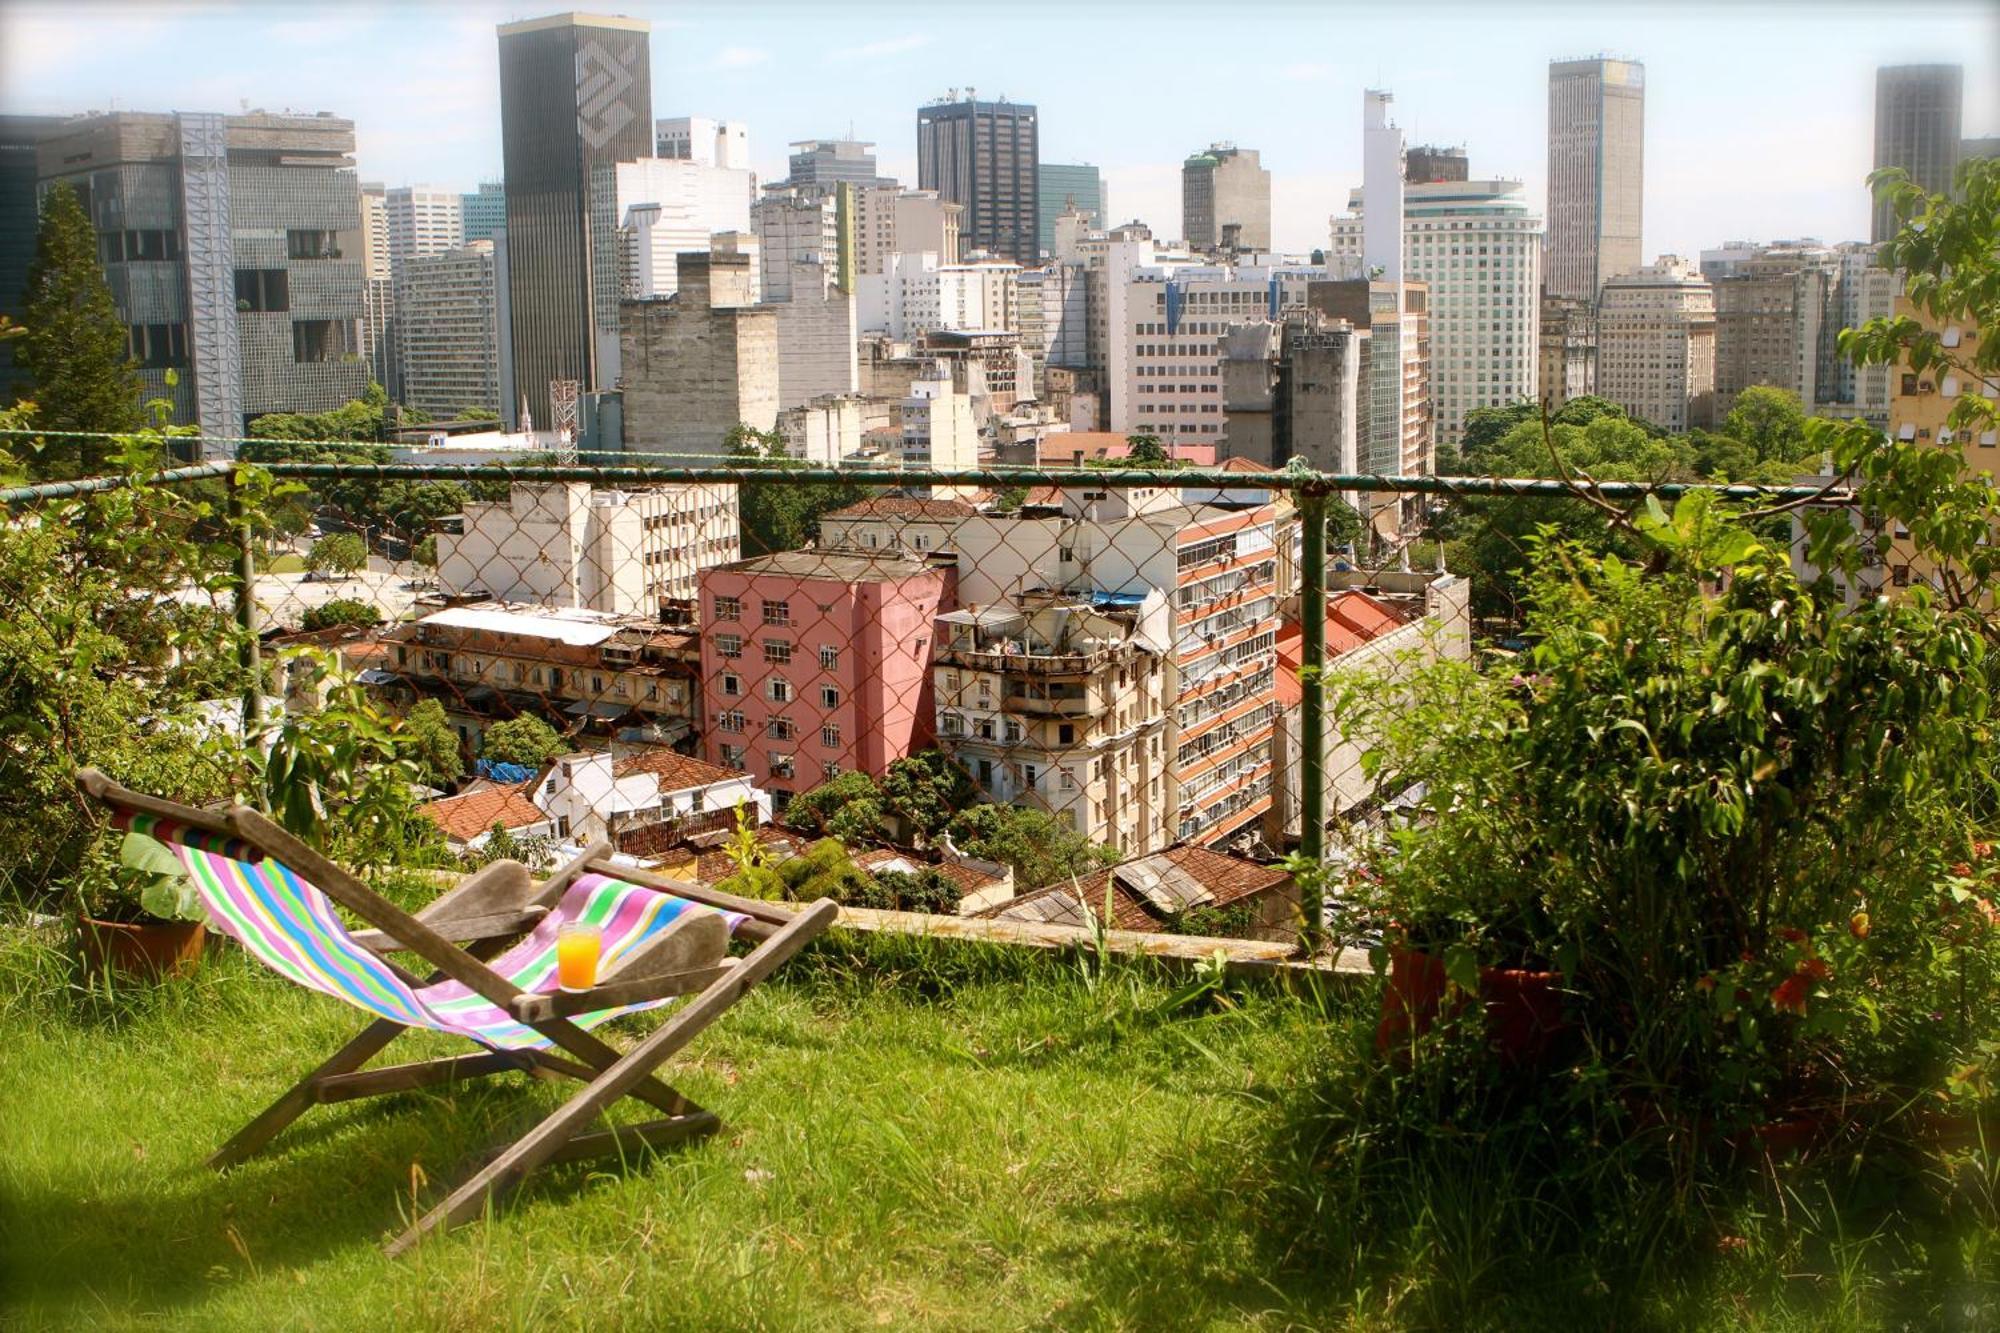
[619,253,778,458]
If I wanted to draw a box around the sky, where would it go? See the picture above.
[4,1,1996,260]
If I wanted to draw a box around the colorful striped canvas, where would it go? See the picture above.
[112,811,745,1051]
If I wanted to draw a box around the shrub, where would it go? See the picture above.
[480,715,566,770]
[299,598,381,631]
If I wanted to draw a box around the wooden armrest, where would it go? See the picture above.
[509,962,737,1023]
[352,906,547,955]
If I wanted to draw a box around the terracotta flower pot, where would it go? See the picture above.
[78,916,206,980]
[1375,945,1568,1066]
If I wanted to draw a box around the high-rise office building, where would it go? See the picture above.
[1037,163,1104,256]
[358,181,398,397]
[1873,65,1963,242]
[497,11,653,429]
[1329,175,1542,447]
[1598,257,1715,434]
[1547,57,1645,302]
[36,110,369,448]
[917,95,1039,265]
[400,240,503,419]
[657,117,750,170]
[0,116,63,402]
[461,181,506,242]
[786,138,889,188]
[385,186,464,280]
[1405,145,1468,184]
[1182,145,1271,253]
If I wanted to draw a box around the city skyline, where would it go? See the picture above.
[3,3,1994,262]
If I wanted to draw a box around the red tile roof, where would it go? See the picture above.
[823,496,981,521]
[419,783,548,843]
[612,749,750,791]
[853,847,1007,894]
[983,845,1291,932]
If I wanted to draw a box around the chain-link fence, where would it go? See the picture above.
[1,446,1832,942]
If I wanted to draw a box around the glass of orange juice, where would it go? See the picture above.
[556,922,602,993]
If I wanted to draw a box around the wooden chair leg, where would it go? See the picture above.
[382,899,837,1257]
[210,1017,408,1170]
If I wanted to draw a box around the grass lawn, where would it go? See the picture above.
[3,925,1994,1330]
[263,554,306,574]
[0,931,1353,1330]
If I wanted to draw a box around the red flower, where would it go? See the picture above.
[1849,911,1871,940]
[1952,862,1974,879]
[1799,957,1832,983]
[1974,841,1994,860]
[1771,974,1811,1016]
[1778,926,1807,944]
[1694,974,1717,994]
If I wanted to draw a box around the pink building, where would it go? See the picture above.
[698,547,957,805]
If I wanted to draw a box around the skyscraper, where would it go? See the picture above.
[497,11,652,429]
[1182,145,1271,253]
[1547,57,1645,302]
[785,138,888,188]
[916,95,1039,265]
[0,116,63,402]
[1036,163,1104,256]
[1873,65,1963,242]
[461,181,507,242]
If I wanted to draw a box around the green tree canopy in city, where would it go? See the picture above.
[726,424,865,556]
[480,714,567,770]
[298,597,381,631]
[945,803,1119,891]
[15,180,143,477]
[306,532,367,578]
[399,698,466,791]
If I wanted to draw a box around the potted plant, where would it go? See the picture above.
[76,829,208,979]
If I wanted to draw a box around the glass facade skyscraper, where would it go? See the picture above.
[917,98,1039,266]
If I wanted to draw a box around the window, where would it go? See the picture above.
[976,719,995,740]
[941,712,965,736]
[1003,720,1024,743]
[718,709,744,733]
[1892,565,1911,588]
[1060,769,1077,790]
[761,599,790,626]
[1023,764,1039,789]
[1058,723,1075,745]
[713,595,741,621]
[769,752,795,779]
[820,685,840,708]
[721,673,741,696]
[821,723,841,748]
[127,323,188,369]
[285,229,340,259]
[719,743,744,766]
[291,319,352,363]
[764,639,792,664]
[819,645,839,670]
[768,678,792,703]
[234,268,289,313]
[768,718,795,740]
[715,633,742,658]
[822,761,842,782]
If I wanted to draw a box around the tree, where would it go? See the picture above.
[726,424,865,555]
[412,534,438,570]
[299,597,382,631]
[784,771,888,843]
[880,751,977,845]
[399,698,465,790]
[481,714,567,769]
[307,531,368,578]
[1126,432,1169,465]
[945,803,1118,891]
[15,180,143,477]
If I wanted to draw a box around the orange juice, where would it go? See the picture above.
[556,924,601,992]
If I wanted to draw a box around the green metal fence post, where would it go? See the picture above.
[1297,485,1328,949]
[227,466,262,736]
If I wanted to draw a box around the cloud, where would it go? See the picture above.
[1281,61,1333,82]
[710,45,770,70]
[827,33,930,63]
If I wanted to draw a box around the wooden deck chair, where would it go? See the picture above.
[76,769,837,1256]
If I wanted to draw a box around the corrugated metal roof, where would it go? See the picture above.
[420,606,621,646]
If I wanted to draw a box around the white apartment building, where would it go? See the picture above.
[655,116,751,170]
[858,251,1021,340]
[1329,178,1543,447]
[1103,232,1330,450]
[847,185,962,277]
[385,185,465,283]
[615,157,757,300]
[1016,263,1090,380]
[753,192,839,303]
[777,395,866,464]
[399,241,503,419]
[1833,243,1896,423]
[901,370,980,492]
[532,747,769,845]
[436,481,740,613]
[1598,257,1717,433]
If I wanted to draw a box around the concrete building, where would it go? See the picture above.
[1329,175,1542,448]
[532,747,768,847]
[385,185,464,281]
[777,394,866,464]
[497,12,653,428]
[461,181,506,242]
[375,600,702,751]
[1182,144,1271,253]
[656,116,750,170]
[1405,145,1468,184]
[1218,313,1364,471]
[770,267,860,408]
[1832,243,1897,424]
[817,495,980,553]
[615,156,756,300]
[1016,261,1090,381]
[1538,295,1597,412]
[1547,57,1645,301]
[0,116,63,401]
[1037,163,1104,256]
[935,592,1173,855]
[399,240,503,419]
[36,110,370,446]
[1597,256,1716,433]
[900,367,982,490]
[359,181,398,397]
[917,95,1040,265]
[619,250,779,458]
[858,250,1020,340]
[698,548,958,803]
[1711,244,1833,422]
[435,480,738,612]
[785,138,888,188]
[1874,65,1963,243]
[752,190,840,304]
[1306,278,1431,483]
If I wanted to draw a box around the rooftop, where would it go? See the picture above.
[986,844,1291,933]
[418,783,548,843]
[710,547,946,584]
[611,749,752,791]
[822,497,982,522]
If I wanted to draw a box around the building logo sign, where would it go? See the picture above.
[575,40,637,149]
